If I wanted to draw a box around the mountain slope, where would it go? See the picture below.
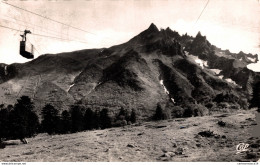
[0,23,259,119]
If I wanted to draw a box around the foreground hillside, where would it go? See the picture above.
[1,109,259,162]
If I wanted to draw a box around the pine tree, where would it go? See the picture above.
[60,110,71,134]
[93,110,100,129]
[114,107,131,127]
[9,96,39,140]
[27,110,40,137]
[116,107,127,121]
[0,105,10,140]
[130,109,137,123]
[99,108,112,129]
[118,107,127,117]
[70,105,84,133]
[153,103,164,120]
[41,104,60,135]
[83,108,95,130]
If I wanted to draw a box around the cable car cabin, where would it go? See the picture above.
[20,30,34,59]
[20,41,34,59]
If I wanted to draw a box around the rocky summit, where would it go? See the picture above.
[0,23,259,118]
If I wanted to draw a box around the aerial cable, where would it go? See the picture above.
[0,24,89,44]
[0,24,23,32]
[2,18,58,38]
[4,15,68,38]
[32,32,89,44]
[2,1,114,43]
[1,1,96,36]
[194,0,210,25]
[3,17,88,43]
[3,17,62,38]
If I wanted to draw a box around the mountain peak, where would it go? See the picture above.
[165,27,171,31]
[128,23,159,44]
[238,51,245,54]
[147,23,159,33]
[195,31,207,41]
[196,31,202,37]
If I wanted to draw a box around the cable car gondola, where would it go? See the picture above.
[20,30,34,59]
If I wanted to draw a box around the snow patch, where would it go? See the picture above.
[188,54,208,69]
[239,58,243,61]
[218,75,224,79]
[160,79,175,103]
[204,61,208,67]
[217,76,241,87]
[92,82,102,91]
[195,59,204,68]
[223,78,241,87]
[66,71,83,92]
[225,78,238,86]
[210,69,222,75]
[195,59,208,69]
[247,57,256,62]
[160,80,169,94]
[67,83,74,92]
[159,80,163,85]
[164,86,169,95]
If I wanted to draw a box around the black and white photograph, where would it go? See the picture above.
[0,0,259,163]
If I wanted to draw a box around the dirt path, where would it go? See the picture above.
[0,109,259,162]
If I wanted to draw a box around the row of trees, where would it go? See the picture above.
[41,104,111,134]
[0,96,137,141]
[41,104,137,135]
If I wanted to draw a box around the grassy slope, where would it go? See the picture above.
[0,109,259,162]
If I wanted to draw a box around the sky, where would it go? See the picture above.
[0,0,259,71]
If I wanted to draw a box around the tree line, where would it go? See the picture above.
[0,96,137,142]
[41,104,137,135]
